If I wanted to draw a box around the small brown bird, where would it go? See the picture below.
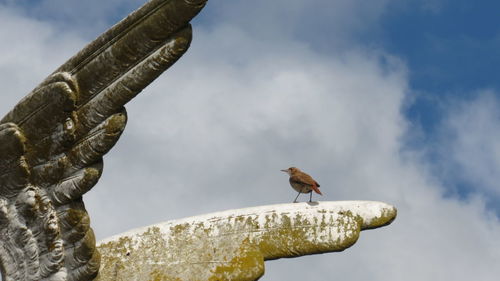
[281,167,322,203]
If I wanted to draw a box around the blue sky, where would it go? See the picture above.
[382,0,500,93]
[380,0,500,208]
[384,0,500,138]
[1,0,500,280]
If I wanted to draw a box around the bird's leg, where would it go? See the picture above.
[293,192,301,203]
[309,192,312,202]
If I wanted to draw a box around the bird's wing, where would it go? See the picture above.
[0,1,207,281]
[290,174,315,186]
[290,174,322,195]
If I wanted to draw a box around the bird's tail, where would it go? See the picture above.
[311,184,322,195]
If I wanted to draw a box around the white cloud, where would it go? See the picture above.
[0,5,85,113]
[434,92,500,198]
[1,1,500,281]
[203,0,392,50]
[1,0,145,36]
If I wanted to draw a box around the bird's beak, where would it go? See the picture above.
[280,169,288,173]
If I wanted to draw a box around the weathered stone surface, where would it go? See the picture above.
[96,201,397,281]
[0,1,207,280]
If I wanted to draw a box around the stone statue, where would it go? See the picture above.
[96,201,396,280]
[0,1,396,280]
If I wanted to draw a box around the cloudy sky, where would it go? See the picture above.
[1,0,500,280]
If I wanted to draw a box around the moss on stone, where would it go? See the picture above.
[95,202,396,281]
[360,206,397,230]
[210,239,264,281]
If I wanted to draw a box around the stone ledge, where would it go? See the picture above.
[96,201,397,281]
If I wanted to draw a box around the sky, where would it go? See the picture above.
[1,0,500,280]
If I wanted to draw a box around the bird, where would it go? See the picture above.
[281,167,322,203]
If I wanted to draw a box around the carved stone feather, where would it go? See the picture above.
[0,1,207,280]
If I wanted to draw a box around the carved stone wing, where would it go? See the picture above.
[0,1,207,280]
[96,201,397,280]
